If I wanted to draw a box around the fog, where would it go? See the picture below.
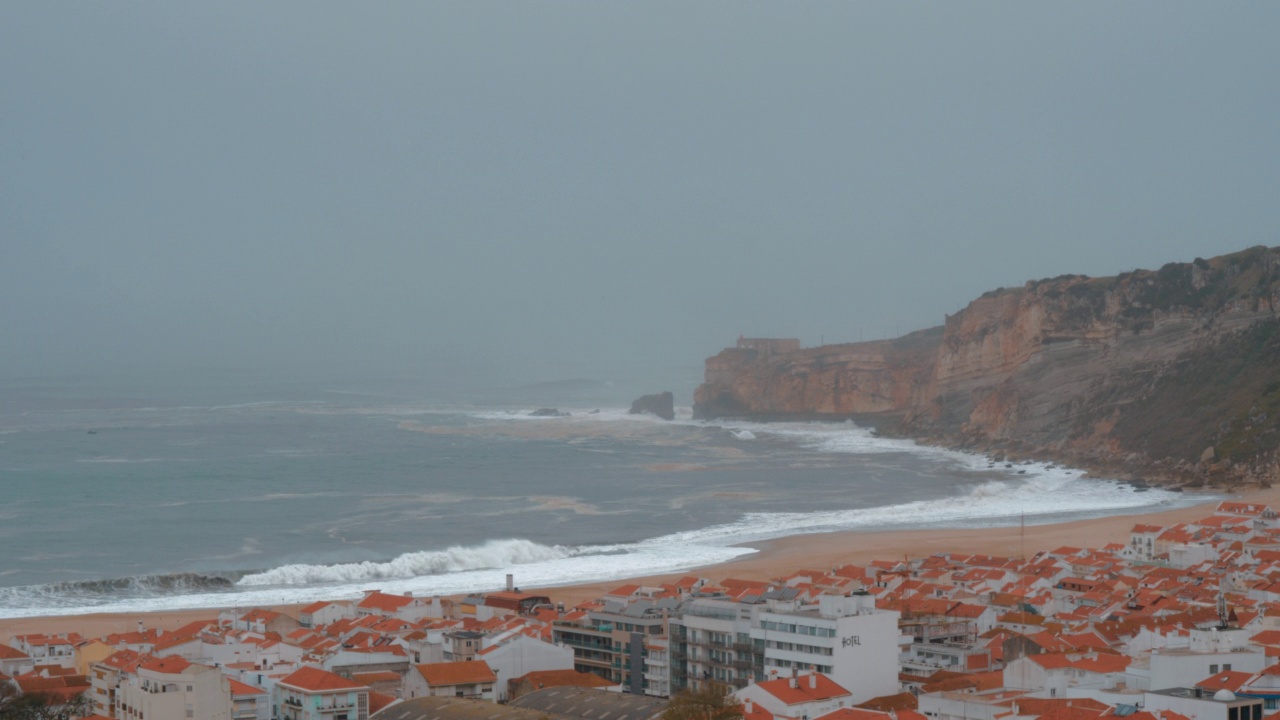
[3,3,1278,393]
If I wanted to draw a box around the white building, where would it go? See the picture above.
[404,660,497,701]
[674,590,899,705]
[477,635,574,702]
[737,671,852,720]
[275,666,370,720]
[1145,687,1265,720]
[228,678,270,720]
[115,656,233,720]
[1150,629,1264,691]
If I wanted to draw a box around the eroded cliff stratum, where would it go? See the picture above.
[694,246,1280,486]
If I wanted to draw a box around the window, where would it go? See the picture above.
[1211,664,1219,673]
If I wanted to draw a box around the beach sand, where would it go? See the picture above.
[3,485,1269,644]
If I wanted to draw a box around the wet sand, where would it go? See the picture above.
[2,486,1264,644]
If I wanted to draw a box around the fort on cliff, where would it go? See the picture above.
[693,246,1280,487]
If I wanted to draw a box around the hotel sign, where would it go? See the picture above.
[841,636,861,647]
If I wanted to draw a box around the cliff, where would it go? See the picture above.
[693,245,1280,487]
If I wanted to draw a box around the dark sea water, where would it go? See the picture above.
[0,373,1207,618]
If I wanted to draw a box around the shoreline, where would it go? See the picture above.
[3,484,1268,644]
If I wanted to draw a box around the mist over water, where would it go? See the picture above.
[0,374,1210,618]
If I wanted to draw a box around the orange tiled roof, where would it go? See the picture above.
[515,669,615,690]
[358,591,414,613]
[755,672,850,706]
[280,666,368,693]
[415,660,497,687]
[140,656,192,675]
[227,678,266,696]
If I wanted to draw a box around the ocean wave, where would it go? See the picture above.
[235,539,575,586]
[0,411,1214,619]
[0,467,1203,618]
[666,471,1184,549]
[0,572,239,607]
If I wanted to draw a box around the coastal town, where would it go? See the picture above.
[9,500,1280,720]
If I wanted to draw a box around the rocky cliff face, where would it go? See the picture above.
[694,246,1280,487]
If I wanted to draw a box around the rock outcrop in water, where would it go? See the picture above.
[629,391,675,420]
[694,246,1280,488]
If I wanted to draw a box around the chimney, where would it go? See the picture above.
[789,667,798,688]
[746,700,754,714]
[809,672,817,689]
[137,620,144,633]
[506,574,514,592]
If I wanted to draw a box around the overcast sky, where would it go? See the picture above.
[3,3,1278,389]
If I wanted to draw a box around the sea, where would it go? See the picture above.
[0,371,1211,619]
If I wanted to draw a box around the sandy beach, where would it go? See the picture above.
[2,485,1268,645]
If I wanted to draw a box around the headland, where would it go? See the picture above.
[694,245,1280,490]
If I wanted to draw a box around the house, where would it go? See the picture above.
[404,661,497,701]
[508,669,618,700]
[482,592,553,617]
[477,634,574,702]
[299,602,354,629]
[114,656,233,720]
[736,671,853,720]
[12,635,78,670]
[228,678,269,720]
[274,666,370,720]
[0,644,32,677]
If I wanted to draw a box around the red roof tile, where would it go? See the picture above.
[415,660,496,687]
[279,666,369,693]
[756,672,850,706]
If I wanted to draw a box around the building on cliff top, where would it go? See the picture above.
[736,337,801,357]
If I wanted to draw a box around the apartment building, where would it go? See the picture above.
[275,666,370,720]
[672,590,899,704]
[114,656,232,720]
[551,598,675,696]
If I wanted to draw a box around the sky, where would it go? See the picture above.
[3,3,1278,392]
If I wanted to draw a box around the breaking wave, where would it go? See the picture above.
[236,539,575,586]
[0,411,1214,619]
[0,572,239,607]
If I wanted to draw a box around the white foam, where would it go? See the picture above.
[0,411,1212,619]
[0,469,1207,619]
[237,539,575,586]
